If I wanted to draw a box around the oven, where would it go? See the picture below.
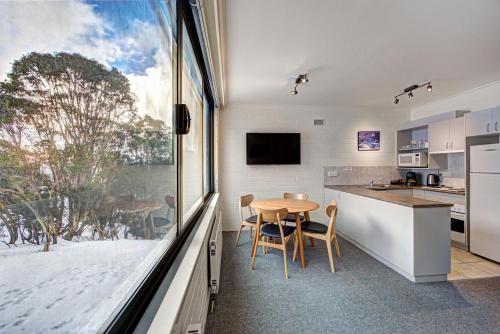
[451,204,466,245]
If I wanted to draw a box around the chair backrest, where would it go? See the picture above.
[257,207,289,239]
[283,192,308,200]
[325,200,338,237]
[239,194,254,221]
[257,207,288,224]
[164,195,176,222]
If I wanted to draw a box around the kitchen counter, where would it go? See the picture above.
[325,185,453,208]
[364,184,466,196]
[325,186,451,283]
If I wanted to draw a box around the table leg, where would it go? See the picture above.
[304,211,315,247]
[146,212,155,240]
[251,213,261,258]
[295,213,306,269]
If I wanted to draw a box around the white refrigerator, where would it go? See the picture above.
[470,143,500,262]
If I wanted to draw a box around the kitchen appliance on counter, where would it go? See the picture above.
[469,143,500,262]
[426,174,440,187]
[405,171,417,186]
[398,152,428,167]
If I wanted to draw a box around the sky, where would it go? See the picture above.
[0,0,176,125]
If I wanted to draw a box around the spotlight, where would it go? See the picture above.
[393,81,432,102]
[291,74,308,96]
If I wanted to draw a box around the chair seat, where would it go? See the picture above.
[244,215,268,224]
[244,215,259,224]
[283,213,305,222]
[261,224,296,238]
[301,221,328,234]
[153,217,172,227]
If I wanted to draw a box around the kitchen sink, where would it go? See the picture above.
[362,184,392,191]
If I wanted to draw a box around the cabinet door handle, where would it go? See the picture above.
[450,141,453,150]
[487,122,490,133]
[446,142,449,150]
[495,121,498,132]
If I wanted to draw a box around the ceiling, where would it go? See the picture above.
[225,0,500,109]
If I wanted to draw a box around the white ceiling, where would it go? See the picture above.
[225,0,500,109]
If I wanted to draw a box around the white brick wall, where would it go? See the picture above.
[220,104,410,231]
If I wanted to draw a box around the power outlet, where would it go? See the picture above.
[327,169,338,177]
[344,166,353,174]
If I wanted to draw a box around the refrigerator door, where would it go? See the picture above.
[470,173,500,262]
[470,143,500,173]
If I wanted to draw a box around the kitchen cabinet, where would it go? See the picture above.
[449,117,465,151]
[428,120,449,153]
[428,117,465,153]
[465,107,500,137]
[423,191,465,205]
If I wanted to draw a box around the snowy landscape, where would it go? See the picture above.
[0,1,178,333]
[0,233,175,333]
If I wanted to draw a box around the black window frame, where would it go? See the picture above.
[105,1,215,332]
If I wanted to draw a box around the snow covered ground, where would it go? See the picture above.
[0,233,175,333]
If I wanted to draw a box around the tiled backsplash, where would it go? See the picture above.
[325,153,465,188]
[324,166,400,186]
[397,153,465,188]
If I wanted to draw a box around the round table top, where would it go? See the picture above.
[251,198,319,213]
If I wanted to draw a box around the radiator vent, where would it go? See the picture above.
[186,323,202,334]
[314,119,325,126]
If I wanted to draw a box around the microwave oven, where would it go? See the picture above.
[398,152,428,167]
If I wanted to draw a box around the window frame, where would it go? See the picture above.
[105,1,215,332]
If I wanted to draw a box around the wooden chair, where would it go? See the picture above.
[293,201,341,272]
[282,192,308,223]
[153,195,176,238]
[283,192,315,246]
[251,208,296,279]
[235,194,259,246]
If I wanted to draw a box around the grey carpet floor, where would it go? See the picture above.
[206,232,500,334]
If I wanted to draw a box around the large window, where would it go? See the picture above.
[181,22,204,225]
[0,1,213,333]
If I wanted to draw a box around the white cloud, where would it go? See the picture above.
[0,0,121,80]
[0,0,175,126]
[127,29,175,126]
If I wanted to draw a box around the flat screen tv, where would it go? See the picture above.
[246,133,300,165]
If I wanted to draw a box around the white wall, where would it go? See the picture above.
[411,81,500,120]
[220,104,409,231]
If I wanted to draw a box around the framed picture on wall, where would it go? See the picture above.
[358,131,380,151]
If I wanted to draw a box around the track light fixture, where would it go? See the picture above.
[291,74,308,95]
[393,81,432,104]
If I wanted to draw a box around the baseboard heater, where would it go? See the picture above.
[209,213,223,294]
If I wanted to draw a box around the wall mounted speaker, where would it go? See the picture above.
[175,104,191,135]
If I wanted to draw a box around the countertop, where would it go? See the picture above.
[325,185,454,208]
[367,184,466,196]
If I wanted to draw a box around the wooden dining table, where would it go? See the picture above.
[250,198,320,269]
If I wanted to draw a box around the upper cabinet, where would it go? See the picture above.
[465,107,500,137]
[449,117,465,151]
[428,120,449,153]
[428,117,465,154]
